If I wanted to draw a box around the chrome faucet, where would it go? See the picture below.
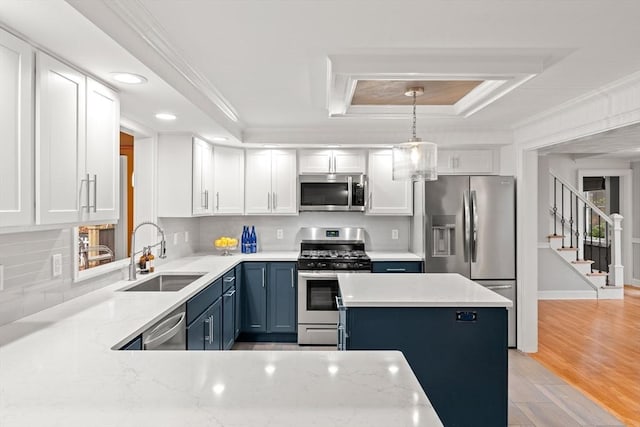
[129,221,167,281]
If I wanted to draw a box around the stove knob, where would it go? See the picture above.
[307,262,316,269]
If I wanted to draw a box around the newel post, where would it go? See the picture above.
[610,214,624,287]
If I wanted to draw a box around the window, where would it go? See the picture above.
[76,132,134,276]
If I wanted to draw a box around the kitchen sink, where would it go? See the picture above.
[120,273,204,292]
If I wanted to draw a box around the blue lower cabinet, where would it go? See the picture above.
[267,262,296,333]
[120,335,142,350]
[187,297,222,351]
[341,306,508,426]
[242,263,268,333]
[222,286,236,350]
[240,262,297,341]
[371,261,423,273]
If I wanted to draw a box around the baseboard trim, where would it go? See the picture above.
[538,290,597,300]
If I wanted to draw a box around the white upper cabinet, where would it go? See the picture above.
[245,149,297,215]
[85,78,120,222]
[192,137,214,216]
[158,134,198,217]
[299,149,365,174]
[35,52,87,225]
[35,52,120,225]
[213,145,244,214]
[437,149,496,175]
[366,150,412,216]
[0,28,33,228]
[271,150,297,214]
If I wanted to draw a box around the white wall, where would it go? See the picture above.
[538,248,597,299]
[198,213,411,253]
[0,228,124,326]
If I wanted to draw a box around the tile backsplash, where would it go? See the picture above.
[199,212,410,252]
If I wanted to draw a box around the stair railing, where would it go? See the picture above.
[549,170,624,287]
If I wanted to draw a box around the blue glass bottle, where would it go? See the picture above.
[241,226,248,253]
[250,226,257,253]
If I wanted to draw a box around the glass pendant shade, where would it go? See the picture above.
[392,139,438,181]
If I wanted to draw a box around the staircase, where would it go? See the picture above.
[547,171,624,299]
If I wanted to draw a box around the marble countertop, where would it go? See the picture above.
[338,273,513,308]
[0,252,442,426]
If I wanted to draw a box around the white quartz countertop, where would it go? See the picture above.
[0,253,442,426]
[338,273,513,308]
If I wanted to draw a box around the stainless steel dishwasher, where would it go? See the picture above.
[142,305,186,350]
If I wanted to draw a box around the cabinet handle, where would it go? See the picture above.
[273,192,277,210]
[369,192,373,209]
[216,192,220,211]
[333,157,336,173]
[262,268,266,288]
[386,268,406,272]
[204,316,210,342]
[82,173,91,212]
[224,277,235,283]
[225,289,236,297]
[204,190,209,209]
[328,156,332,173]
[92,174,97,213]
[291,269,294,288]
[209,315,214,344]
[267,192,271,210]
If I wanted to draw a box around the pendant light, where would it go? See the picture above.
[392,87,438,181]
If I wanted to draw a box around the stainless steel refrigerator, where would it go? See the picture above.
[422,175,516,346]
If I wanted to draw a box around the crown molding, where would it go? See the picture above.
[66,0,243,140]
[514,70,640,149]
[243,127,514,147]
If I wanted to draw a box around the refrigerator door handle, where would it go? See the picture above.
[471,190,478,263]
[463,190,470,262]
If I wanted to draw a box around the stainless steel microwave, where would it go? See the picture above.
[299,174,366,212]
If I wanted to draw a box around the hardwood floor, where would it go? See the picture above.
[233,344,622,426]
[532,285,640,426]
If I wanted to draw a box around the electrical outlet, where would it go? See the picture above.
[173,233,179,245]
[52,253,62,277]
[391,229,399,240]
[184,231,189,243]
[0,265,4,291]
[276,229,284,240]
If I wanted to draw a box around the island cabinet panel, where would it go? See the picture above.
[343,306,508,427]
[371,261,423,273]
[268,263,297,333]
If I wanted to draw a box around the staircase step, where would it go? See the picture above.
[572,260,595,264]
[587,271,608,276]
[557,247,578,251]
[547,234,565,239]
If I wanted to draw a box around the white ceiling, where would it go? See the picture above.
[3,0,640,149]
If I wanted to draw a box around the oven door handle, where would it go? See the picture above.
[298,272,339,279]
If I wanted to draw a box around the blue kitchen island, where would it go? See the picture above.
[337,273,512,427]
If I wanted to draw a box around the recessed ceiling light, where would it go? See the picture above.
[211,137,228,142]
[155,113,177,121]
[110,72,147,84]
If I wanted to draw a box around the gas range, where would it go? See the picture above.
[297,227,371,272]
[297,247,371,271]
[297,227,371,346]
